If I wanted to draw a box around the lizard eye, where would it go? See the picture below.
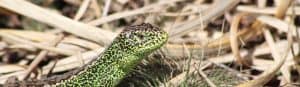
[137,34,144,40]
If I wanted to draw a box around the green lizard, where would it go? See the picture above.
[4,23,168,87]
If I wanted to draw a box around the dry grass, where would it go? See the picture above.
[0,0,299,87]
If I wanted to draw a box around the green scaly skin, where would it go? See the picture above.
[57,23,168,87]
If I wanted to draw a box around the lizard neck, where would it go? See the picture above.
[57,41,143,86]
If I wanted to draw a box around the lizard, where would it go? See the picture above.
[3,23,168,87]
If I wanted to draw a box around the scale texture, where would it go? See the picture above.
[57,23,168,87]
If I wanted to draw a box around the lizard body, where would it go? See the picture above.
[4,23,168,87]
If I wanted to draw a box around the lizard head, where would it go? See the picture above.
[112,23,168,56]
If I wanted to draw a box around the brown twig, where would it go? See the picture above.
[88,0,182,26]
[237,0,293,86]
[0,0,116,45]
[230,13,252,66]
[237,21,293,87]
[0,32,76,55]
[21,34,64,80]
[73,0,91,21]
[169,0,240,38]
